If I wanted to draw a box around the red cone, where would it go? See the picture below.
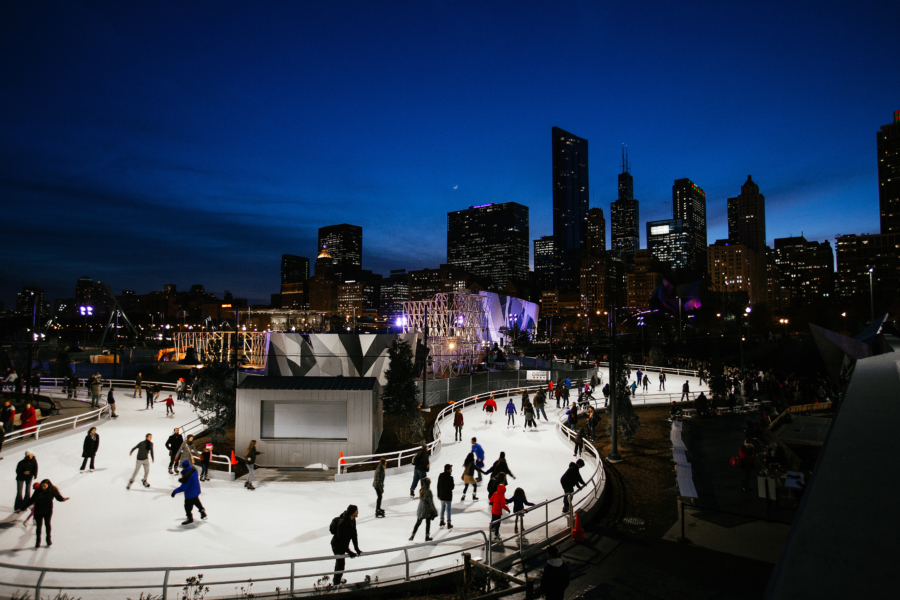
[571,511,585,542]
[339,451,346,466]
[230,451,238,466]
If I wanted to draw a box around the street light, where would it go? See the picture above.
[79,305,93,344]
[779,318,789,336]
[740,306,751,374]
[868,267,874,322]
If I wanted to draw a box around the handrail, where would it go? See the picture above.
[3,404,110,445]
[596,362,700,378]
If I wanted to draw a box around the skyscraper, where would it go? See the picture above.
[318,224,362,282]
[446,202,529,289]
[673,178,707,272]
[281,255,310,285]
[772,236,835,307]
[878,110,900,234]
[534,235,555,288]
[728,175,767,299]
[552,126,589,291]
[646,219,693,271]
[611,147,639,266]
[585,207,606,256]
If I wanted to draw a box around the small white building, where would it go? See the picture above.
[236,376,383,468]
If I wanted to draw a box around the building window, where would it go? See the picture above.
[261,401,348,440]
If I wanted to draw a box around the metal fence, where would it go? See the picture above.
[417,367,598,407]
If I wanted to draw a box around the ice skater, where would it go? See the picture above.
[107,387,118,418]
[471,438,485,482]
[177,434,195,467]
[16,479,69,548]
[171,460,206,525]
[681,380,691,402]
[453,407,464,441]
[15,450,38,510]
[659,372,666,391]
[409,477,437,541]
[484,451,516,482]
[437,464,454,529]
[534,389,548,421]
[482,396,497,424]
[199,443,212,482]
[573,429,584,457]
[166,428,184,474]
[244,439,261,490]
[560,459,586,513]
[489,482,509,540]
[329,505,363,585]
[134,372,143,398]
[507,487,535,533]
[373,456,386,518]
[505,398,517,427]
[460,453,479,501]
[409,444,430,497]
[127,433,154,489]
[163,395,175,416]
[523,400,536,430]
[80,427,99,472]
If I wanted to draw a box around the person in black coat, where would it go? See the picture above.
[165,428,184,474]
[16,479,69,548]
[80,427,99,472]
[15,451,38,510]
[330,504,363,585]
[483,452,516,481]
[436,464,455,529]
[560,459,585,513]
[540,545,570,600]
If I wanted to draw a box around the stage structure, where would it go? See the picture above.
[173,331,268,368]
[239,309,326,334]
[402,292,491,376]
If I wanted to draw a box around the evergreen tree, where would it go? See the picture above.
[382,338,419,415]
[606,361,641,444]
[193,340,236,439]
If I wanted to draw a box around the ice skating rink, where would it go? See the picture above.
[0,370,704,597]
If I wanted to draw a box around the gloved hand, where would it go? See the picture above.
[356,549,363,556]
[347,551,357,558]
[171,491,176,498]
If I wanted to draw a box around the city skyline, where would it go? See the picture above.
[2,2,898,307]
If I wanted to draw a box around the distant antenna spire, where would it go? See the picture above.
[626,146,630,173]
[621,144,625,173]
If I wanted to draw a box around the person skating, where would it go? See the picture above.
[165,428,184,474]
[244,440,261,489]
[146,385,155,409]
[127,433,154,489]
[681,380,690,402]
[15,450,38,510]
[16,479,69,548]
[561,385,570,408]
[409,444,430,497]
[437,463,454,529]
[106,387,118,418]
[134,372,143,398]
[199,444,212,482]
[373,456,386,518]
[177,434,196,467]
[1,400,15,434]
[488,482,509,540]
[163,395,175,416]
[486,470,508,506]
[460,453,479,501]
[573,429,584,457]
[409,477,438,541]
[539,545,570,600]
[587,407,601,441]
[484,451,516,482]
[471,438,485,482]
[329,505,362,585]
[523,400,536,430]
[560,459,585,513]
[659,372,667,391]
[20,403,37,438]
[452,407,464,441]
[505,399,517,427]
[642,374,649,392]
[482,396,497,424]
[534,389,548,421]
[506,487,535,533]
[602,383,610,407]
[171,460,206,525]
[90,375,102,408]
[80,427,99,472]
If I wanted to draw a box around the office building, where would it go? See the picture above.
[281,255,310,285]
[408,264,472,301]
[647,219,693,271]
[552,127,590,290]
[280,254,310,309]
[447,202,529,289]
[16,286,44,319]
[878,111,900,234]
[337,279,380,320]
[707,240,764,305]
[309,246,339,315]
[727,175,767,302]
[580,253,626,316]
[835,233,900,315]
[585,208,606,256]
[611,147,640,266]
[772,236,835,307]
[318,224,363,282]
[627,250,663,309]
[534,236,555,288]
[673,178,707,272]
[380,270,409,325]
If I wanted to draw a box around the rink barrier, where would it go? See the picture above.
[597,363,700,378]
[0,395,608,598]
[0,529,491,600]
[2,404,110,445]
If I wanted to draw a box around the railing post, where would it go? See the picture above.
[162,568,170,600]
[545,503,549,540]
[403,547,410,581]
[35,570,46,599]
[290,561,295,596]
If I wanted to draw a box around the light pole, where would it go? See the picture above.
[79,305,93,344]
[740,306,751,374]
[868,267,874,322]
[779,318,789,337]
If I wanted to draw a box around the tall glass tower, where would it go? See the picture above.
[552,126,590,291]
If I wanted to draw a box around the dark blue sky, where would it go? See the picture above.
[2,0,898,307]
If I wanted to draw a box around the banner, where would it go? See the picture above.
[526,370,549,381]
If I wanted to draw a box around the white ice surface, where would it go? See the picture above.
[0,372,705,597]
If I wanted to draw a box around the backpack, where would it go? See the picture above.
[329,515,344,535]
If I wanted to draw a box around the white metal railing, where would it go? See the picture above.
[596,363,700,378]
[2,404,110,444]
[38,377,179,401]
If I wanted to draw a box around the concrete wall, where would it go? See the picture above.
[236,386,382,468]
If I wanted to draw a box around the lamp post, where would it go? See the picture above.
[740,306,751,374]
[79,305,93,344]
[608,274,621,462]
[868,267,874,322]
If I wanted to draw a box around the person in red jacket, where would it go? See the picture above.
[452,407,464,441]
[482,396,497,424]
[489,483,509,540]
[738,439,757,491]
[20,404,37,438]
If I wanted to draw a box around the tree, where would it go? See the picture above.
[606,362,640,445]
[382,337,425,445]
[193,340,236,441]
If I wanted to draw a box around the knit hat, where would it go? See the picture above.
[24,450,33,457]
[206,443,213,448]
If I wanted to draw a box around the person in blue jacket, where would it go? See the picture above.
[505,399,517,427]
[171,460,206,525]
[471,437,485,482]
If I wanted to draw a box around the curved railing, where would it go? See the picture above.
[2,404,110,444]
